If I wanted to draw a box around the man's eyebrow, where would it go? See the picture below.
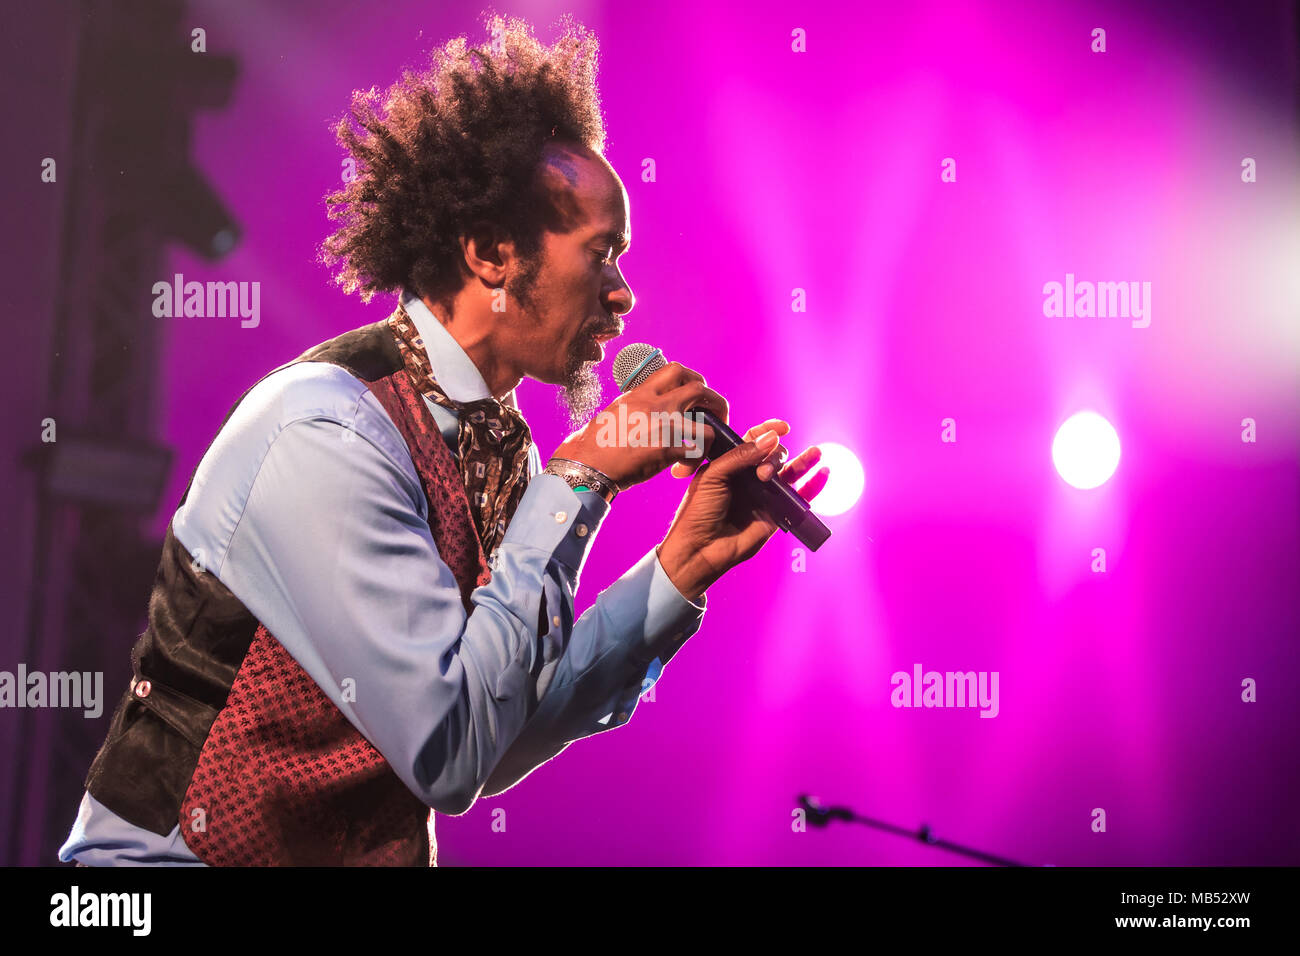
[595,230,630,251]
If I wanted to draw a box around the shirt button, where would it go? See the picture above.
[575,523,588,537]
[135,680,152,699]
[552,615,561,628]
[554,511,567,523]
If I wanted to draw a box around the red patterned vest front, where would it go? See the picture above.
[84,318,499,866]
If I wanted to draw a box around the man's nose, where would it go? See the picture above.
[605,281,634,317]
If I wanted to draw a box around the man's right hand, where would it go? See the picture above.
[550,362,730,489]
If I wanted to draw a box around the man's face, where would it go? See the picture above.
[506,143,634,429]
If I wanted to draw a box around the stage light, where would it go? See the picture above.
[1052,411,1121,489]
[801,441,864,516]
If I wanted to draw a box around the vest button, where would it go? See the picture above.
[135,680,152,699]
[552,615,561,628]
[575,523,588,537]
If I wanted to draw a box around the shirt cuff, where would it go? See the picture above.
[498,473,611,579]
[598,546,708,669]
[654,546,708,612]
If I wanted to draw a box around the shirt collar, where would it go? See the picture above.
[400,289,498,404]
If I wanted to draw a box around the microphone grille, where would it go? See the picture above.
[613,342,666,392]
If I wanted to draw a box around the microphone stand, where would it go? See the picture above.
[797,794,1037,867]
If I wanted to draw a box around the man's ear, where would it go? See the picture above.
[459,221,516,287]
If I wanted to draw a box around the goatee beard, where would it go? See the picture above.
[556,347,606,433]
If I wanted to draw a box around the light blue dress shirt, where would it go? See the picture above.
[59,290,706,866]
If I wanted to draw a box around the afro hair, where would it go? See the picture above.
[320,11,606,312]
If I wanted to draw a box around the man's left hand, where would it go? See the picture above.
[657,419,830,602]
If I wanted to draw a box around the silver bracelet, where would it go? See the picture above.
[543,457,620,504]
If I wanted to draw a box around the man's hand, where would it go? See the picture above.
[656,419,830,602]
[550,361,727,489]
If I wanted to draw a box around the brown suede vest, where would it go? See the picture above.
[84,319,494,865]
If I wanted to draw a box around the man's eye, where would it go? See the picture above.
[593,251,612,265]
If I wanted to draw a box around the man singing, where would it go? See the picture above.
[60,13,827,866]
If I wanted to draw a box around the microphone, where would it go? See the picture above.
[613,343,832,551]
